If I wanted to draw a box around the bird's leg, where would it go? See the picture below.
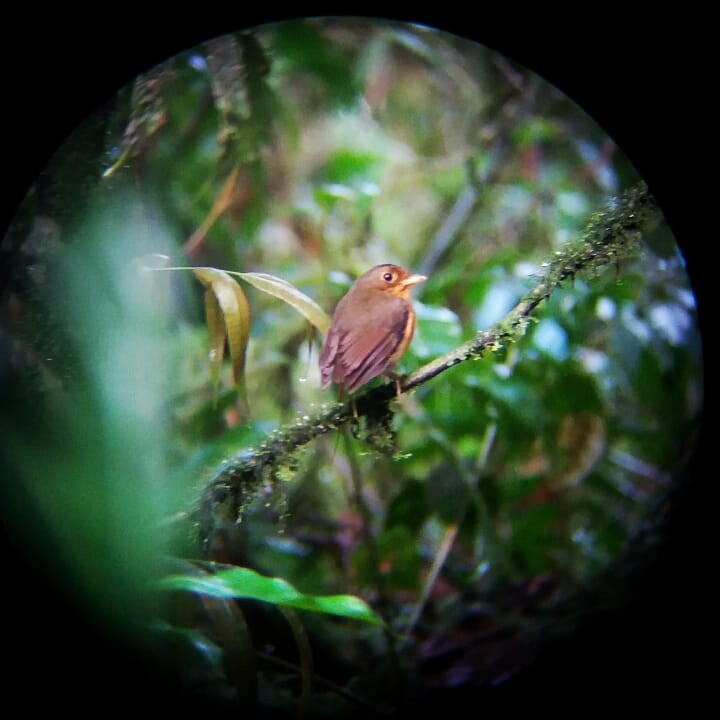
[386,368,404,399]
[335,385,359,420]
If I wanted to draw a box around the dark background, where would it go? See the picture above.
[1,10,710,713]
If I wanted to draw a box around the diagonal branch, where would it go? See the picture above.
[198,182,661,552]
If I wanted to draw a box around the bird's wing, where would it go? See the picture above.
[333,304,409,393]
[319,327,340,389]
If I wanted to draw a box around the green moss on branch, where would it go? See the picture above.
[198,182,661,552]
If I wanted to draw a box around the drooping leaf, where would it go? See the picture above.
[211,279,249,386]
[204,288,226,395]
[239,271,331,334]
[158,566,383,626]
[193,268,250,397]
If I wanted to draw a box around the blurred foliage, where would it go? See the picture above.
[0,17,703,716]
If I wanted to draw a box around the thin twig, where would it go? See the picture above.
[401,520,461,648]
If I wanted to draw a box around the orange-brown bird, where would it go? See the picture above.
[319,264,427,394]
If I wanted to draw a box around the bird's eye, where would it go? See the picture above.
[383,272,394,282]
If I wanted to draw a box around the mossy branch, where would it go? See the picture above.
[198,182,661,552]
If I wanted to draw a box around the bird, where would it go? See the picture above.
[319,263,427,394]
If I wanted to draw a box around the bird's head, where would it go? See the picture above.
[356,264,427,300]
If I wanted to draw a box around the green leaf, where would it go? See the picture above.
[413,302,463,358]
[352,526,421,591]
[270,21,361,108]
[509,504,562,575]
[158,566,384,626]
[425,462,471,524]
[386,479,429,533]
[512,116,558,146]
[470,368,544,429]
[239,271,331,334]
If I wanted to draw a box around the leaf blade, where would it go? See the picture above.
[159,566,383,626]
[239,272,331,334]
[193,267,251,387]
[204,288,226,395]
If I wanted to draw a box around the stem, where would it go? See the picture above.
[401,520,461,647]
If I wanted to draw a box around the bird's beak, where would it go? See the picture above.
[401,274,427,290]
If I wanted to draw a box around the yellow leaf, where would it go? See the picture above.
[204,289,226,395]
[212,278,249,385]
[193,267,250,391]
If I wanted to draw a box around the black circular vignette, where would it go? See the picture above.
[1,10,711,714]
